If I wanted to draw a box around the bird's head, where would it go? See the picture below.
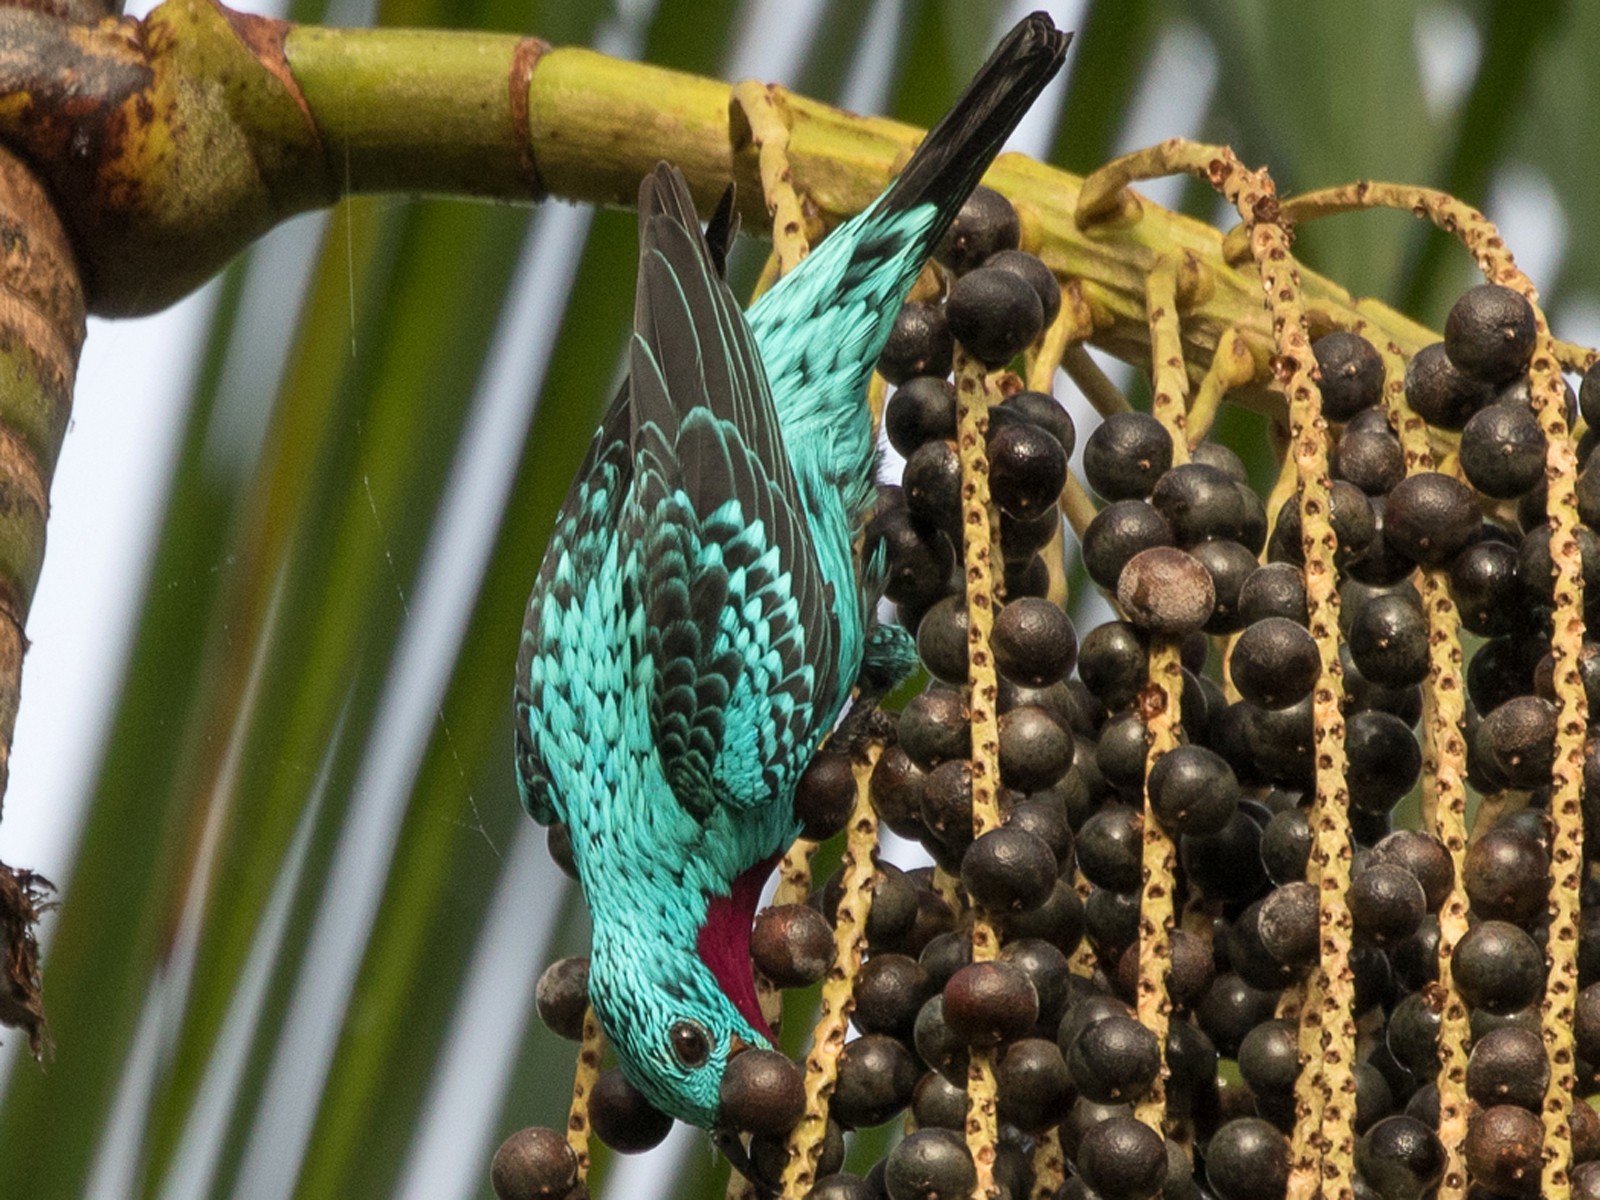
[588,941,770,1130]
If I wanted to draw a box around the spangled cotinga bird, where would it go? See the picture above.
[515,14,1069,1130]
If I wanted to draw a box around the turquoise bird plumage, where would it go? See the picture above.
[515,15,1069,1130]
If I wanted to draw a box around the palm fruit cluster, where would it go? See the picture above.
[494,178,1600,1200]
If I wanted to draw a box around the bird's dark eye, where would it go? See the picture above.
[669,1019,711,1068]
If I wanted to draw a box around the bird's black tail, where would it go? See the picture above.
[875,13,1071,225]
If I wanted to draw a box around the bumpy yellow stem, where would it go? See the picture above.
[1423,568,1473,1200]
[1529,320,1585,1198]
[1132,257,1190,1134]
[1028,282,1089,394]
[1187,326,1256,447]
[780,749,881,1199]
[730,80,811,276]
[1080,138,1357,1200]
[1147,255,1191,453]
[1135,642,1182,1132]
[1284,181,1587,1196]
[1365,344,1473,1199]
[772,840,819,908]
[567,1008,604,1181]
[1030,1127,1067,1200]
[955,345,1005,1198]
[1552,336,1598,374]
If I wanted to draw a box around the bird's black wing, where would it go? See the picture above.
[626,165,839,818]
[515,381,633,826]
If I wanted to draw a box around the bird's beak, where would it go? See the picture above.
[712,1125,753,1179]
[727,1033,754,1059]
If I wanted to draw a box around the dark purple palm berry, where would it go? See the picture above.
[902,438,963,538]
[1452,920,1545,1014]
[795,750,859,841]
[998,389,1075,456]
[1386,990,1442,1076]
[1477,695,1557,790]
[1354,1115,1445,1200]
[999,507,1061,565]
[751,904,834,989]
[995,1037,1073,1134]
[1229,617,1320,710]
[1076,803,1144,892]
[1178,541,1249,636]
[1077,1114,1168,1200]
[1382,472,1481,567]
[870,745,928,839]
[988,420,1066,518]
[868,505,956,610]
[941,960,1039,1046]
[1460,401,1547,499]
[1465,1104,1544,1197]
[1255,881,1320,969]
[1082,500,1175,590]
[719,1049,805,1137]
[982,248,1061,325]
[946,267,1043,366]
[1152,461,1248,546]
[830,1035,918,1129]
[1314,330,1385,420]
[1002,795,1074,870]
[960,826,1058,914]
[1371,829,1455,913]
[851,953,927,1040]
[1333,421,1407,496]
[1001,877,1086,955]
[1349,591,1429,689]
[1449,537,1528,638]
[914,994,969,1084]
[1345,707,1425,815]
[535,956,590,1041]
[1238,1019,1301,1098]
[1066,1013,1161,1103]
[1444,284,1537,384]
[1181,807,1271,904]
[1261,807,1313,886]
[1405,341,1492,429]
[1146,743,1240,837]
[1348,862,1427,946]
[912,1070,967,1131]
[1464,825,1550,926]
[934,186,1019,273]
[1583,358,1600,429]
[1077,620,1149,710]
[1204,1117,1291,1200]
[998,704,1074,792]
[590,1069,674,1152]
[1084,411,1174,500]
[491,1127,579,1200]
[898,684,970,768]
[1466,1025,1549,1113]
[877,301,953,384]
[884,376,958,456]
[1238,562,1309,626]
[884,1127,976,1200]
[992,595,1077,686]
